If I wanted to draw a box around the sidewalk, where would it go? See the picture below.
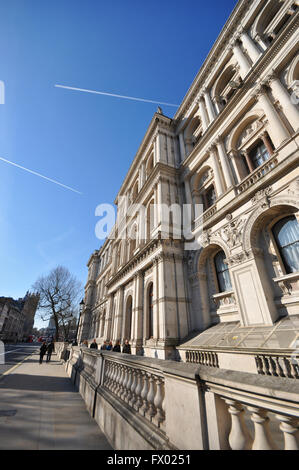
[0,351,112,450]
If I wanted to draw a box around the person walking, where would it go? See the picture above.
[122,339,131,354]
[106,341,113,351]
[112,340,121,352]
[90,339,98,349]
[100,341,107,351]
[39,342,47,364]
[46,341,55,362]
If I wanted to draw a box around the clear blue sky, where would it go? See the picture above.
[0,0,237,328]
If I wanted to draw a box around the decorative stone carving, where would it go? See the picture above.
[216,218,246,248]
[251,186,273,207]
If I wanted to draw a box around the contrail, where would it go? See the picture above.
[55,84,179,107]
[0,156,82,194]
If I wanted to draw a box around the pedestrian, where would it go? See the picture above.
[106,341,113,351]
[39,342,47,364]
[113,340,121,352]
[46,341,55,362]
[81,340,88,347]
[100,341,107,351]
[122,339,131,354]
[90,339,98,349]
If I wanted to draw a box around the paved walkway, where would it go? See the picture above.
[0,351,112,450]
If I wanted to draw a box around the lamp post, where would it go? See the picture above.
[75,299,85,344]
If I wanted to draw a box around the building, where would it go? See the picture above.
[0,292,39,342]
[78,0,299,365]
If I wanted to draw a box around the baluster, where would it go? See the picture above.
[261,356,270,375]
[129,369,138,408]
[134,370,143,411]
[122,367,132,403]
[225,399,253,450]
[275,357,284,377]
[268,356,277,376]
[120,366,129,401]
[140,372,150,416]
[117,365,125,397]
[276,415,299,450]
[247,406,277,450]
[115,364,123,395]
[104,361,111,388]
[146,375,157,421]
[289,360,299,379]
[110,363,117,393]
[280,357,290,377]
[153,376,165,428]
[255,356,264,374]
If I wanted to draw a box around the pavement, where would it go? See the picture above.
[0,349,113,450]
[0,343,38,376]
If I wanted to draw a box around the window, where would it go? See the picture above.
[214,251,232,292]
[148,283,154,338]
[273,216,299,274]
[203,185,216,211]
[249,141,270,169]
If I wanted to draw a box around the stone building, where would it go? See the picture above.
[78,0,299,363]
[0,292,39,342]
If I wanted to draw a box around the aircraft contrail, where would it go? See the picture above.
[55,84,179,107]
[0,156,82,194]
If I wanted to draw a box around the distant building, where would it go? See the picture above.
[0,292,39,342]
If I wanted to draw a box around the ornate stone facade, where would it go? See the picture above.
[79,0,299,359]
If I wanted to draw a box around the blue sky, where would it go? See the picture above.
[0,0,237,328]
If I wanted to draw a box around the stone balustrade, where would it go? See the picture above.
[237,155,278,193]
[103,358,165,430]
[255,353,299,379]
[185,350,219,368]
[61,346,299,450]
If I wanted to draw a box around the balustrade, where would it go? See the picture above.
[237,155,278,193]
[185,349,219,367]
[255,354,299,379]
[102,359,166,430]
[221,397,299,450]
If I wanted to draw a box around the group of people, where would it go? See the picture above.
[82,339,131,354]
[39,340,55,364]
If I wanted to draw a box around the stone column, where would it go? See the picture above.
[261,131,274,156]
[103,294,114,340]
[132,272,144,354]
[198,97,209,131]
[209,145,225,196]
[268,72,299,132]
[230,39,251,79]
[154,133,161,164]
[239,30,262,63]
[152,258,159,340]
[179,133,186,161]
[254,86,289,147]
[113,287,124,341]
[215,136,234,189]
[242,149,255,173]
[203,89,216,123]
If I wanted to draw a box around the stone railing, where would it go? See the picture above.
[103,358,165,431]
[212,290,236,308]
[237,155,278,193]
[255,353,299,379]
[62,347,299,450]
[186,350,219,368]
[200,367,299,450]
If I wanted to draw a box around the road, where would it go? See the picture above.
[0,343,39,376]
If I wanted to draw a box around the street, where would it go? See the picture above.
[0,343,39,376]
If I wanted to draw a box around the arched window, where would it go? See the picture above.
[214,251,232,292]
[148,283,154,338]
[273,216,299,274]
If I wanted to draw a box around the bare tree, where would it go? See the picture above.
[33,266,82,341]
